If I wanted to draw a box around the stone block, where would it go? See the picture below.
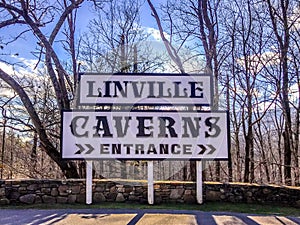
[76,194,86,203]
[154,195,162,204]
[57,197,68,204]
[9,191,20,200]
[183,194,195,204]
[70,186,81,194]
[95,186,105,192]
[35,196,42,204]
[263,188,272,195]
[125,187,133,193]
[220,194,226,200]
[170,188,184,200]
[58,185,69,196]
[106,182,115,189]
[68,195,77,203]
[18,187,27,194]
[41,183,50,188]
[116,193,125,202]
[93,193,106,203]
[154,184,160,190]
[41,188,51,194]
[246,191,253,197]
[106,192,117,201]
[220,188,225,193]
[135,187,145,196]
[27,184,38,191]
[20,194,36,204]
[206,190,221,201]
[51,188,59,196]
[110,186,117,193]
[184,190,192,195]
[0,188,5,196]
[142,191,148,199]
[50,183,59,188]
[128,195,139,202]
[117,187,125,193]
[42,195,56,204]
[0,198,10,205]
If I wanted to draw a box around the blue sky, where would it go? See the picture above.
[1,0,163,62]
[1,0,205,74]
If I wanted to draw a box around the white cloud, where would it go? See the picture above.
[0,58,45,101]
[0,61,15,75]
[237,51,280,74]
[0,57,40,80]
[0,86,15,99]
[145,27,170,42]
[290,83,299,104]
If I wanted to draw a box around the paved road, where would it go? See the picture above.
[0,208,299,225]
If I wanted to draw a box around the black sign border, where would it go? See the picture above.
[60,109,230,161]
[77,73,214,108]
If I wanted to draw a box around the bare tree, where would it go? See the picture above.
[146,0,224,181]
[0,0,87,178]
[263,0,299,185]
[80,0,166,73]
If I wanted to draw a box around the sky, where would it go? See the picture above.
[0,0,209,84]
[0,0,164,64]
[1,0,299,129]
[0,0,180,101]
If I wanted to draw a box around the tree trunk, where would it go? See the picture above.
[244,106,253,183]
[1,112,6,179]
[190,161,196,181]
[0,68,79,178]
[265,0,292,186]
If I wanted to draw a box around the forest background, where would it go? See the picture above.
[0,0,299,186]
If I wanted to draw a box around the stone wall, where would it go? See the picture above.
[0,179,299,207]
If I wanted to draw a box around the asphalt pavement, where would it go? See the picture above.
[0,208,299,225]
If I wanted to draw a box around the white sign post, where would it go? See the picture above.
[196,161,203,204]
[86,160,93,204]
[61,73,229,205]
[148,161,154,204]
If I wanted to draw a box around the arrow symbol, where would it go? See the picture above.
[207,144,216,154]
[197,144,206,154]
[75,144,95,155]
[197,144,216,155]
[85,144,94,154]
[75,144,85,154]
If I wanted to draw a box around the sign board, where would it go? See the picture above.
[61,110,229,160]
[78,73,212,106]
[62,72,229,205]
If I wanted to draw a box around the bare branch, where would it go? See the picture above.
[147,0,185,73]
[0,17,26,28]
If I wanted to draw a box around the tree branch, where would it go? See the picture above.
[147,0,185,73]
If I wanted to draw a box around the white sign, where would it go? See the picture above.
[78,73,212,106]
[61,110,229,160]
